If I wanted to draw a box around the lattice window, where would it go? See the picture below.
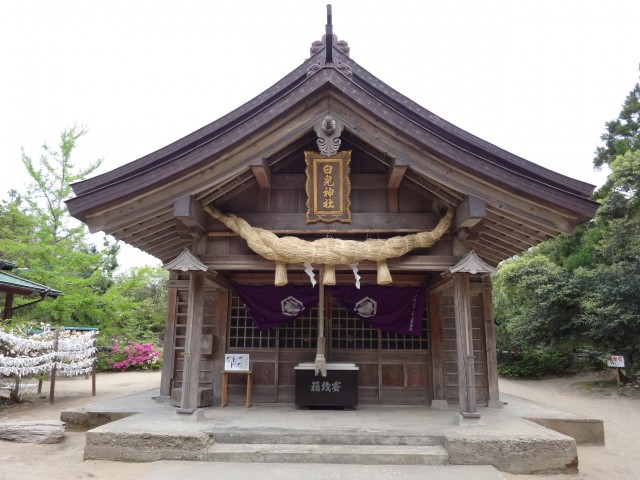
[278,306,319,349]
[229,291,428,351]
[228,291,318,350]
[332,299,428,350]
[331,302,379,350]
[381,299,429,350]
[228,292,277,349]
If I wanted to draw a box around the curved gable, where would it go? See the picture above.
[67,32,597,266]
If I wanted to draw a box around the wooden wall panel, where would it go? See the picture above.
[382,364,404,387]
[406,363,429,388]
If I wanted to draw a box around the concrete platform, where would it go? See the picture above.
[61,388,604,476]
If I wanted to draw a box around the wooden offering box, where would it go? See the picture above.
[294,362,359,408]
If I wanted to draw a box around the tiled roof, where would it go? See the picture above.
[0,270,62,297]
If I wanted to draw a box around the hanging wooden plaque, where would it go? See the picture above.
[305,151,351,223]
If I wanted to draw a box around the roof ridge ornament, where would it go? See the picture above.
[315,115,343,156]
[310,35,350,58]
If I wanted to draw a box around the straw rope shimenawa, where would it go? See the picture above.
[204,205,454,286]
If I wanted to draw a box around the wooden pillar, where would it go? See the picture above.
[453,273,476,414]
[48,329,59,404]
[179,270,205,412]
[429,290,447,408]
[483,288,502,408]
[211,287,229,402]
[3,293,13,321]
[160,273,178,397]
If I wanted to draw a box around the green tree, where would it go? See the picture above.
[594,83,640,171]
[97,265,168,343]
[6,126,119,325]
[493,252,582,349]
[494,81,640,372]
[0,190,37,266]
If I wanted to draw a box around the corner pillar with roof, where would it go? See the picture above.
[66,11,598,415]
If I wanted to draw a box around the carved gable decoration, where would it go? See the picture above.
[449,250,496,275]
[163,249,208,272]
[305,151,351,224]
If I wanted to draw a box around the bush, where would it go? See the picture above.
[498,348,573,378]
[96,341,162,372]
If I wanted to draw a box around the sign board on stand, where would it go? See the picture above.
[607,355,625,368]
[225,354,250,371]
[607,355,625,386]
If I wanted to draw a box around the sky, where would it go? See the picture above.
[1,0,639,269]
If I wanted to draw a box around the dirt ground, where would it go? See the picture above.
[500,371,640,480]
[0,370,638,479]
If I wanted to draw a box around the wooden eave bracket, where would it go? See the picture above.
[163,249,208,272]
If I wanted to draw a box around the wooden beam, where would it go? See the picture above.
[119,212,175,240]
[478,232,529,253]
[455,196,486,231]
[180,271,205,412]
[202,254,459,271]
[2,292,13,320]
[483,288,502,408]
[205,270,231,290]
[174,195,208,233]
[212,288,229,403]
[479,228,534,252]
[249,158,272,190]
[124,224,177,245]
[228,271,431,285]
[465,237,515,258]
[387,158,408,189]
[160,277,178,397]
[207,212,440,234]
[429,290,446,407]
[270,173,388,190]
[147,240,192,261]
[135,231,182,252]
[485,210,552,242]
[481,219,538,248]
[462,241,504,265]
[386,159,408,213]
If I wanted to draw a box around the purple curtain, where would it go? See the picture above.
[232,284,318,330]
[329,285,425,336]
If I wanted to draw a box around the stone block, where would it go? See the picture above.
[170,387,213,407]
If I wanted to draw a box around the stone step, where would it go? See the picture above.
[207,443,449,465]
[214,429,444,446]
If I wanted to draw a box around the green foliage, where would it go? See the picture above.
[494,81,640,371]
[594,83,640,170]
[1,127,166,358]
[497,348,573,378]
[95,265,168,342]
[493,252,582,349]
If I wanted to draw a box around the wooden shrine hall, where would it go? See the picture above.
[67,10,598,417]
